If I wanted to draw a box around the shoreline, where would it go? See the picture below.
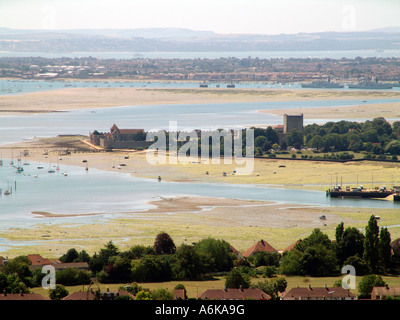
[1,139,400,257]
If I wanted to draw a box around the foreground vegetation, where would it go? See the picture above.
[1,215,399,299]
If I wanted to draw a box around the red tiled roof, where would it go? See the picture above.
[242,239,277,257]
[0,293,49,300]
[52,262,89,270]
[27,254,52,266]
[119,129,144,135]
[371,286,400,299]
[281,286,355,300]
[63,291,95,301]
[283,240,302,252]
[196,288,270,300]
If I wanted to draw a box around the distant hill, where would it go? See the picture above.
[0,27,399,53]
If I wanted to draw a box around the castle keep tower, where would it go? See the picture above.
[283,113,303,133]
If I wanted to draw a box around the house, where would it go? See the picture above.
[173,289,186,300]
[196,288,270,300]
[371,285,400,300]
[280,285,356,300]
[52,262,89,271]
[63,291,96,301]
[242,239,277,258]
[0,291,48,300]
[27,254,53,267]
[63,289,135,300]
[100,288,135,300]
[282,240,302,253]
[0,256,8,266]
[27,254,89,271]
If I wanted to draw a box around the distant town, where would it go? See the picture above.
[1,56,400,84]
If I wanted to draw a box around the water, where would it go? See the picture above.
[0,79,304,96]
[0,159,398,232]
[1,98,400,146]
[1,49,400,59]
[1,81,400,239]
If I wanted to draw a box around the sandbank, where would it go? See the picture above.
[262,101,400,121]
[1,87,400,118]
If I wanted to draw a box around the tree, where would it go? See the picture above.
[49,284,69,300]
[280,229,338,276]
[56,268,91,286]
[254,136,267,149]
[252,277,287,300]
[308,135,324,150]
[364,215,380,273]
[225,268,250,289]
[384,140,400,155]
[60,248,79,263]
[378,227,392,272]
[131,255,171,282]
[194,238,235,272]
[286,129,303,149]
[154,232,176,255]
[252,252,280,267]
[358,274,386,299]
[152,288,173,300]
[171,244,207,280]
[336,225,365,266]
[135,290,153,300]
[106,256,133,283]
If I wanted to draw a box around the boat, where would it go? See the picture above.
[3,189,11,195]
[348,78,393,90]
[199,82,208,88]
[301,78,344,88]
[227,83,235,88]
[327,185,393,199]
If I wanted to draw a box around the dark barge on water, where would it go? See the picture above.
[327,185,394,199]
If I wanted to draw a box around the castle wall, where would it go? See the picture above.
[100,138,153,150]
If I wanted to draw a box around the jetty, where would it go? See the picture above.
[326,185,394,199]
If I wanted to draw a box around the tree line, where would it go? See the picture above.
[252,117,400,157]
[0,217,398,299]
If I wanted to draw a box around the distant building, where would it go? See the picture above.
[371,285,400,300]
[27,254,89,271]
[242,239,278,258]
[89,124,152,150]
[27,254,53,267]
[196,288,270,300]
[283,113,303,134]
[274,114,304,145]
[281,285,356,300]
[0,292,49,300]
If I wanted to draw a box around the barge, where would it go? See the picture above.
[327,185,393,199]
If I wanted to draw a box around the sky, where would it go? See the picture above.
[0,0,399,35]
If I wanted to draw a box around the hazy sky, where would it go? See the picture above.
[0,0,399,34]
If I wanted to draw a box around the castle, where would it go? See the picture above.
[89,124,153,150]
[274,113,304,145]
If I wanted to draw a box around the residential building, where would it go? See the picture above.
[371,285,400,300]
[242,239,277,258]
[0,292,48,300]
[196,288,270,300]
[281,285,356,300]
